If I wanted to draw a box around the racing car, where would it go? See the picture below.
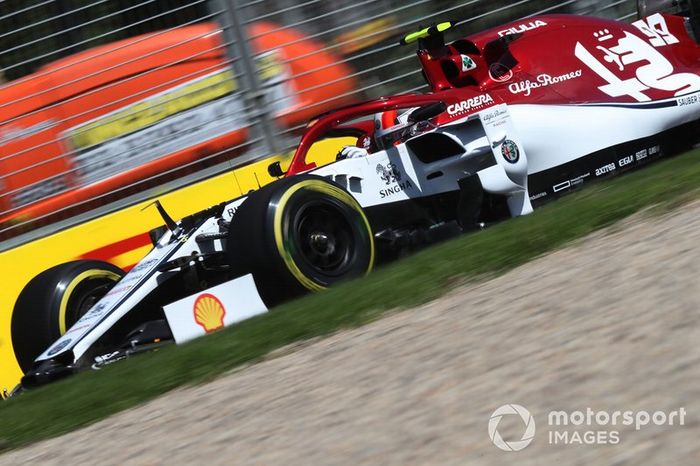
[9,0,700,392]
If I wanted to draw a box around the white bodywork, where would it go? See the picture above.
[164,274,268,344]
[33,92,700,365]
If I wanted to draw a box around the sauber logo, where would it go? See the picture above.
[677,93,699,107]
[447,94,494,116]
[193,293,227,333]
[498,20,547,37]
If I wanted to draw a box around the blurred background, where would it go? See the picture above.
[0,0,638,240]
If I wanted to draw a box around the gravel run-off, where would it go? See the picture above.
[3,202,700,465]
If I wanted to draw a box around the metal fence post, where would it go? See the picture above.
[207,0,282,156]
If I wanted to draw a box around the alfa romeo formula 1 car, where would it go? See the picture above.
[9,0,700,392]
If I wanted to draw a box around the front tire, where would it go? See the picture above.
[227,175,375,307]
[11,260,124,372]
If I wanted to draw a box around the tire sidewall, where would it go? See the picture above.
[11,260,123,372]
[270,178,374,291]
[227,175,374,306]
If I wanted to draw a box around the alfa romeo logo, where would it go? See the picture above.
[488,404,536,452]
[489,62,514,83]
[501,139,520,164]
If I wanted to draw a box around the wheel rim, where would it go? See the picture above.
[293,201,355,277]
[64,276,119,330]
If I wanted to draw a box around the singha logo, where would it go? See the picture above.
[376,163,401,185]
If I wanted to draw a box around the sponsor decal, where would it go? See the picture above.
[500,140,520,164]
[0,119,57,145]
[376,162,413,198]
[223,198,248,222]
[81,302,107,321]
[461,55,477,72]
[65,324,91,335]
[570,172,591,186]
[128,258,160,275]
[193,293,226,333]
[482,106,510,131]
[255,50,298,115]
[47,339,72,357]
[67,69,238,151]
[359,135,372,149]
[498,20,547,37]
[595,163,616,176]
[447,94,494,116]
[635,145,661,161]
[481,107,508,125]
[379,179,414,199]
[105,284,133,297]
[530,192,547,201]
[632,13,679,48]
[64,69,248,185]
[553,172,592,193]
[508,71,583,96]
[11,177,68,208]
[117,256,166,287]
[376,162,401,185]
[489,63,514,83]
[92,351,124,368]
[553,181,571,193]
[575,23,700,102]
[618,155,634,167]
[677,93,699,107]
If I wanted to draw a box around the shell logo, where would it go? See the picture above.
[193,293,227,333]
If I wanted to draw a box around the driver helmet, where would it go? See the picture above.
[372,108,418,150]
[372,109,398,150]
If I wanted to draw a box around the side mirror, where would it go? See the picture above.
[267,161,285,178]
[407,102,447,123]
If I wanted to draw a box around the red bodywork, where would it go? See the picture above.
[288,13,700,174]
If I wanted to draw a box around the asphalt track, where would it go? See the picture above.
[2,201,699,465]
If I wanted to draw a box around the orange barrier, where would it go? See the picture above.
[0,21,357,232]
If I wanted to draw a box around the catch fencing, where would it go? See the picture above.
[0,0,637,241]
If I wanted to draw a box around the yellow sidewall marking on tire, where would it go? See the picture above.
[58,270,121,335]
[273,179,375,292]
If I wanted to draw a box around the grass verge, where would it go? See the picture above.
[1,149,699,452]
